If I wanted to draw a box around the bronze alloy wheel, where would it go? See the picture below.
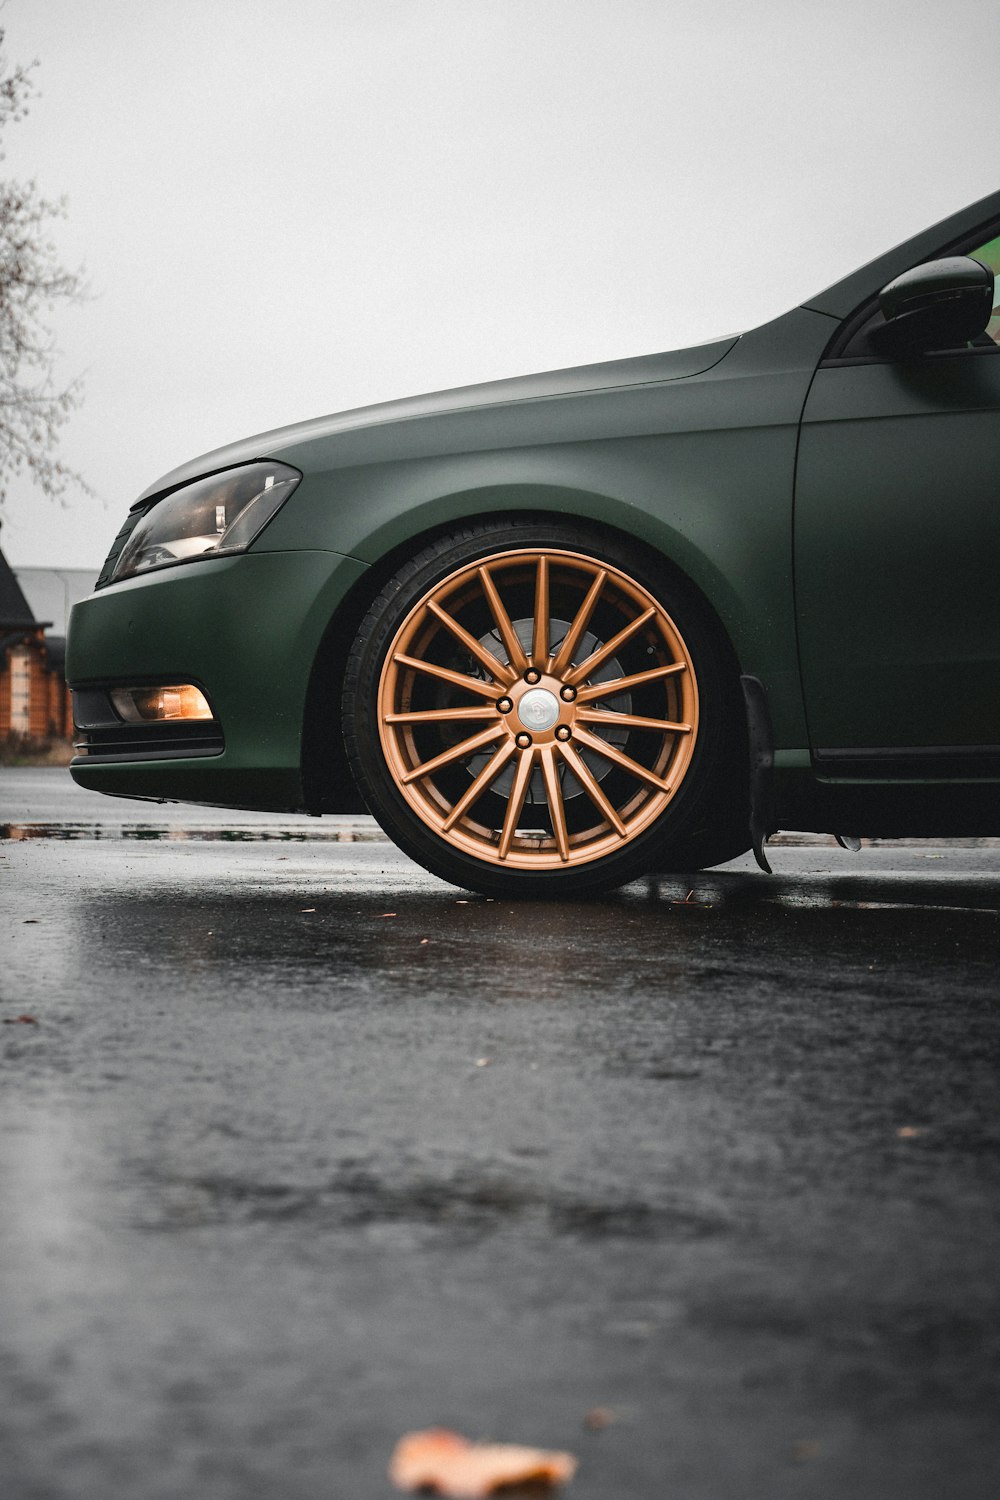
[374,547,700,873]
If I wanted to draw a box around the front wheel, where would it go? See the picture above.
[343,522,749,896]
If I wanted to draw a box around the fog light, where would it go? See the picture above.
[110,684,214,722]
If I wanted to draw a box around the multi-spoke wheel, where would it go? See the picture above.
[344,523,749,895]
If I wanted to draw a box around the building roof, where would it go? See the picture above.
[0,543,37,628]
[0,627,42,655]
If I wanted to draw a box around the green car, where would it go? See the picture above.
[68,192,1000,896]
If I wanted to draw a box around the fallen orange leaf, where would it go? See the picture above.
[389,1428,577,1497]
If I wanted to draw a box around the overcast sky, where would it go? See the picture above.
[2,0,998,568]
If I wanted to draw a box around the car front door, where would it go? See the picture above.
[793,228,1000,775]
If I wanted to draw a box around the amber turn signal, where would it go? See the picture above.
[110,684,214,722]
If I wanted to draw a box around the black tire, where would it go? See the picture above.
[342,519,749,897]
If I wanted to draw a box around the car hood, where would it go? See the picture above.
[136,334,739,505]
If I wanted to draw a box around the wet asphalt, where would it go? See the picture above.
[1,768,998,1500]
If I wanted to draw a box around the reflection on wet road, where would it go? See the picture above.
[1,821,383,841]
[1,770,998,1500]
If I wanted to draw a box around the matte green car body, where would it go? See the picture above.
[68,190,1000,842]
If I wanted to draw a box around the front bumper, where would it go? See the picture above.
[67,548,368,811]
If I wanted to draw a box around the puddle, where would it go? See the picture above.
[644,872,1000,918]
[824,898,998,915]
[142,1166,729,1242]
[757,890,999,915]
[0,822,384,843]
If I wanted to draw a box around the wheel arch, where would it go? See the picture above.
[300,490,747,815]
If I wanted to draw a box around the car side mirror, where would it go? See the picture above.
[869,256,994,357]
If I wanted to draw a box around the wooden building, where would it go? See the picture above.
[0,542,72,742]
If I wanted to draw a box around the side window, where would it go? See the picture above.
[967,231,1000,347]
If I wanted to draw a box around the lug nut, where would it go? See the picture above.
[560,684,577,702]
[524,668,542,685]
[515,732,533,749]
[555,725,571,741]
[496,696,513,714]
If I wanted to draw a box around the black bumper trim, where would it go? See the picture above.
[71,686,224,763]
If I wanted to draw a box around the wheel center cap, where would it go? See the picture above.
[517,687,560,731]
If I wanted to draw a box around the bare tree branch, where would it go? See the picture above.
[0,26,90,508]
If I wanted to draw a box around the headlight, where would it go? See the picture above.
[109,461,301,584]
